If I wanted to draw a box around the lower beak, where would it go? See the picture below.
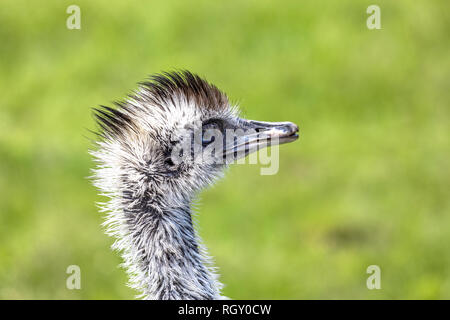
[223,119,299,160]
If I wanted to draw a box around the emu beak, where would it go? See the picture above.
[223,119,299,161]
[244,120,299,144]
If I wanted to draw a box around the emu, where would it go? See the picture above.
[91,71,299,299]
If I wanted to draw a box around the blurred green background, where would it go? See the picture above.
[0,0,449,299]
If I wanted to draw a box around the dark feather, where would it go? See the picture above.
[93,71,228,139]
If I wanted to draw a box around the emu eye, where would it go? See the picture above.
[202,119,222,146]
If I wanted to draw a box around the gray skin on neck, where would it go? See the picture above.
[91,71,298,299]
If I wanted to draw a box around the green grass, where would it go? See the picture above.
[0,0,449,299]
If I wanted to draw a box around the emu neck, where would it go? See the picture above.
[121,192,221,300]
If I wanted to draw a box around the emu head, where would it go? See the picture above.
[92,71,299,206]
